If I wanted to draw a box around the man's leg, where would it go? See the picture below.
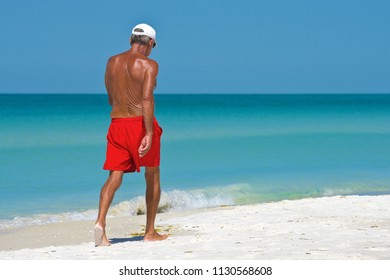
[144,166,168,241]
[95,170,124,246]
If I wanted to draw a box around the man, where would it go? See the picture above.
[94,23,167,246]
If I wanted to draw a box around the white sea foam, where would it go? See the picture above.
[0,185,247,233]
[322,188,354,196]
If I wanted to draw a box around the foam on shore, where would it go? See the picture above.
[1,195,390,260]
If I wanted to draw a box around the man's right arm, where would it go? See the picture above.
[138,59,159,158]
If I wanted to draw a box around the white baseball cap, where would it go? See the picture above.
[132,23,157,47]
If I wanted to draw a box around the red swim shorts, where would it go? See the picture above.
[103,117,162,173]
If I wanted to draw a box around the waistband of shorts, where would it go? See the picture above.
[111,116,156,123]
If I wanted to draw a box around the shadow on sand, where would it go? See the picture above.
[109,236,144,244]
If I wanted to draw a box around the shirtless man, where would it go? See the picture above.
[94,23,167,245]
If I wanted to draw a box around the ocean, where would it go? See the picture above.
[1,94,390,231]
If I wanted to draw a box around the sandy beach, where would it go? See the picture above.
[0,195,390,260]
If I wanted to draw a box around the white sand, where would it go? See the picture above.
[1,195,390,260]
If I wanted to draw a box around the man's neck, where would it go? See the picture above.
[129,44,149,56]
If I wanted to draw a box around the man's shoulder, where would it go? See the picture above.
[145,57,158,69]
[108,51,128,63]
[135,56,158,73]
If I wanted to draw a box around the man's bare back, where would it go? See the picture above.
[105,43,159,158]
[105,50,158,119]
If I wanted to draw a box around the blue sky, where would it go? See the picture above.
[0,0,389,94]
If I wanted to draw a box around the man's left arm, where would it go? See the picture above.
[105,58,114,105]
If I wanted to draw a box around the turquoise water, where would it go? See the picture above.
[1,94,390,229]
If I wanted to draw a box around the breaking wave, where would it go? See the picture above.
[0,184,251,232]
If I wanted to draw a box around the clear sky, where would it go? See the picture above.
[0,0,389,94]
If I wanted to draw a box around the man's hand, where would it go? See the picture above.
[138,134,153,158]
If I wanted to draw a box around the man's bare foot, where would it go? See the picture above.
[143,231,168,242]
[94,224,111,246]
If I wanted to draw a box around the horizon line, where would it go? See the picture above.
[1,92,390,95]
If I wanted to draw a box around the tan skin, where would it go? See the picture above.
[95,38,167,245]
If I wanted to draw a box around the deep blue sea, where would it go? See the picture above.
[1,94,390,231]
